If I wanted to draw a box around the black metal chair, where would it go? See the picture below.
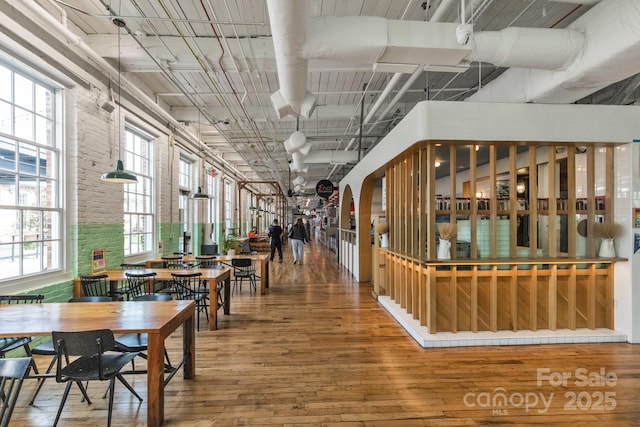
[195,255,218,268]
[123,271,157,300]
[51,329,142,427]
[196,256,225,309]
[0,295,43,374]
[119,263,145,270]
[0,357,32,426]
[172,271,208,331]
[161,255,187,269]
[232,258,256,294]
[80,274,123,301]
[114,294,176,383]
[29,295,112,405]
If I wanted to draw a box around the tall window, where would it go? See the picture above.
[206,168,218,224]
[224,180,233,234]
[123,126,153,256]
[178,157,192,253]
[0,62,62,281]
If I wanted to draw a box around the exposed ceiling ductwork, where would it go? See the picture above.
[267,0,637,115]
[468,0,640,103]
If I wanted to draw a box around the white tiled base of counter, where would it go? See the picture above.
[378,296,627,348]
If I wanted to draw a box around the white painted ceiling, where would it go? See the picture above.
[13,0,640,203]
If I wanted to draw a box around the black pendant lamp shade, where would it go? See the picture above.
[191,186,209,200]
[101,16,137,184]
[101,159,138,183]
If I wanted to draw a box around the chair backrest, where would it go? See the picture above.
[120,263,145,270]
[0,294,44,305]
[239,242,252,254]
[162,255,185,269]
[79,274,110,297]
[52,329,116,358]
[195,256,217,268]
[69,296,112,303]
[231,258,252,268]
[132,293,172,301]
[0,357,32,426]
[171,272,203,300]
[125,271,157,298]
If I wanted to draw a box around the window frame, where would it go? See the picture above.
[123,125,154,257]
[0,58,65,291]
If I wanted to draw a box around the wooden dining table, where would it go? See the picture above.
[74,267,231,331]
[145,253,271,294]
[0,300,195,426]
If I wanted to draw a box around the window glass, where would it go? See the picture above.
[0,63,61,282]
[123,126,154,256]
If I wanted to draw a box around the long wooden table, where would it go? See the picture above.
[145,254,271,294]
[74,267,231,331]
[0,300,195,426]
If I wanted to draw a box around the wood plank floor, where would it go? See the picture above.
[11,241,640,426]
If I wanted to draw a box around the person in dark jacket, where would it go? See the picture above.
[267,219,283,263]
[290,218,308,264]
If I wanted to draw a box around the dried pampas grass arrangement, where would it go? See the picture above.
[438,223,457,240]
[593,222,622,239]
[376,222,389,234]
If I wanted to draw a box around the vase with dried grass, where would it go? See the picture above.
[437,223,457,260]
[376,222,389,248]
[593,222,621,258]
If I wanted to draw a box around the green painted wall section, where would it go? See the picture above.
[158,223,180,255]
[74,223,125,275]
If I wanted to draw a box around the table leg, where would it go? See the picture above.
[146,333,165,426]
[209,280,218,331]
[223,275,231,315]
[260,259,267,294]
[183,309,195,378]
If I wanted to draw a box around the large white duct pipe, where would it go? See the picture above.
[468,27,585,70]
[303,150,359,164]
[266,0,316,118]
[468,0,640,103]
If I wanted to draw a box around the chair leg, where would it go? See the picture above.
[115,374,143,401]
[29,354,57,405]
[53,381,73,427]
[107,377,116,427]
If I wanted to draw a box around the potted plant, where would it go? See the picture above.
[593,222,622,258]
[437,223,457,260]
[225,236,240,256]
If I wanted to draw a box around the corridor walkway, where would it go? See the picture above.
[13,241,640,426]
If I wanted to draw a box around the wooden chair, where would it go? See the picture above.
[51,329,142,427]
[0,357,32,426]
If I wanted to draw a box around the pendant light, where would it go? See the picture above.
[101,16,137,184]
[191,109,209,200]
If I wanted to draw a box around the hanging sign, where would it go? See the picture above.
[316,179,334,199]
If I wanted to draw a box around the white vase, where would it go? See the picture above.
[437,239,451,260]
[379,233,389,248]
[598,238,616,258]
[227,249,236,256]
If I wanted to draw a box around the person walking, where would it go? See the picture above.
[289,218,309,264]
[267,219,283,263]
